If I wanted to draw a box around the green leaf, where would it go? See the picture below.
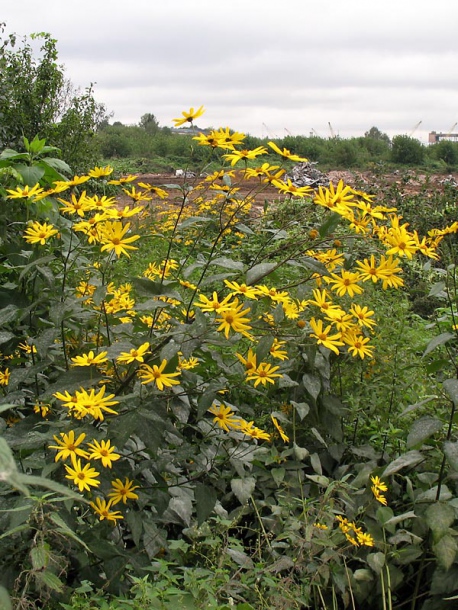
[443,378,458,406]
[246,263,277,285]
[0,304,18,325]
[49,513,91,550]
[425,503,455,542]
[17,474,88,502]
[444,440,458,471]
[195,483,217,525]
[367,552,386,575]
[255,335,274,362]
[428,281,447,298]
[15,164,45,186]
[382,451,424,476]
[31,545,49,570]
[423,332,455,357]
[0,331,14,345]
[291,401,309,420]
[406,416,443,448]
[432,534,457,570]
[319,212,341,238]
[306,474,330,487]
[231,477,256,504]
[35,570,64,592]
[209,257,244,271]
[0,585,12,610]
[302,373,321,401]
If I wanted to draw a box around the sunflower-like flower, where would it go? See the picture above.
[65,456,100,492]
[23,221,59,245]
[208,403,242,432]
[90,497,124,522]
[138,359,181,390]
[108,478,140,505]
[246,362,283,387]
[99,221,141,257]
[49,430,89,462]
[172,105,205,127]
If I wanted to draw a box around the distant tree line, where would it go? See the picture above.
[96,118,458,170]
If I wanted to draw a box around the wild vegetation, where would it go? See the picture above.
[1,27,458,610]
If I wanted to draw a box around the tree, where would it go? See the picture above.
[0,24,108,171]
[391,135,424,165]
[139,113,160,134]
[364,126,391,143]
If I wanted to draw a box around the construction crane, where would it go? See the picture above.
[328,122,337,139]
[409,121,422,137]
[262,123,278,139]
[284,128,293,137]
[446,121,457,135]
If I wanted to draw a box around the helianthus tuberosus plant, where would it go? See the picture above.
[0,106,458,610]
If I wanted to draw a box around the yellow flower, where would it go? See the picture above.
[54,386,119,421]
[314,180,356,209]
[116,342,150,364]
[88,166,113,178]
[324,270,364,298]
[212,126,245,150]
[215,299,253,339]
[108,478,140,505]
[271,415,289,443]
[223,146,267,167]
[246,362,283,387]
[6,183,45,200]
[99,221,141,257]
[49,430,89,462]
[356,531,375,547]
[239,420,271,441]
[107,174,137,185]
[23,221,59,245]
[194,291,233,313]
[268,141,308,162]
[342,330,374,359]
[224,279,259,300]
[58,191,92,217]
[370,475,388,492]
[269,338,288,361]
[350,304,376,329]
[71,350,109,367]
[208,403,242,432]
[33,402,51,417]
[90,497,123,522]
[138,359,181,390]
[172,105,205,127]
[0,368,10,386]
[87,439,121,468]
[272,178,313,197]
[65,456,100,492]
[236,348,257,373]
[178,356,199,370]
[309,318,344,355]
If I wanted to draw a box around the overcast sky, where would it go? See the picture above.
[2,0,458,142]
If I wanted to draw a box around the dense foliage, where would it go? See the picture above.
[0,24,107,171]
[2,31,458,610]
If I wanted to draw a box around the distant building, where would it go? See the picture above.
[429,131,458,144]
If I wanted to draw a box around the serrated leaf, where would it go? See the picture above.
[35,570,64,592]
[255,335,274,362]
[406,416,442,448]
[382,451,424,476]
[15,165,45,186]
[231,477,255,504]
[425,503,455,541]
[0,304,18,325]
[31,545,49,570]
[319,212,341,238]
[246,263,277,285]
[195,483,217,525]
[432,534,457,570]
[423,332,455,357]
[177,216,212,230]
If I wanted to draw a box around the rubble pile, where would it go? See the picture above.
[284,162,329,188]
